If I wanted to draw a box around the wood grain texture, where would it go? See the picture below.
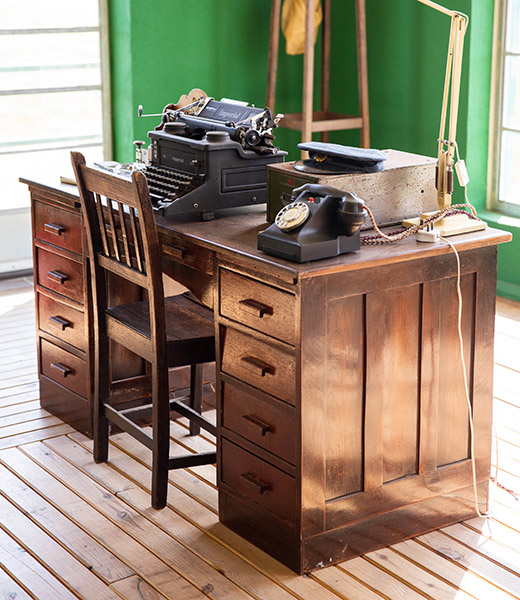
[37,291,86,352]
[71,153,216,509]
[419,279,442,474]
[218,245,502,572]
[0,495,123,600]
[0,528,79,600]
[33,199,82,255]
[221,438,296,525]
[219,267,296,344]
[365,284,421,488]
[19,177,512,578]
[324,293,364,500]
[220,325,295,404]
[36,245,84,304]
[220,376,296,465]
[437,272,476,467]
[1,271,520,598]
[40,338,88,397]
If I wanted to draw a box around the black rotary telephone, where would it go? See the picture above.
[257,183,367,263]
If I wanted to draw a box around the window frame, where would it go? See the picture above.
[0,0,111,169]
[488,0,520,217]
[99,0,112,160]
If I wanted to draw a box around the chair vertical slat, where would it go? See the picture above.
[129,207,144,273]
[95,194,110,256]
[118,202,132,267]
[106,198,121,262]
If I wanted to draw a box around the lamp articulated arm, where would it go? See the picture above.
[416,0,469,210]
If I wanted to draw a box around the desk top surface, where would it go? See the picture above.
[21,175,512,281]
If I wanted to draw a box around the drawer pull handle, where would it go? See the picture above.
[238,298,273,318]
[162,244,187,259]
[48,315,71,330]
[44,223,65,236]
[242,414,273,436]
[240,471,271,495]
[47,270,68,285]
[241,356,274,377]
[51,362,72,377]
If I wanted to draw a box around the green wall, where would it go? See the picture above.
[107,0,517,298]
[108,0,281,162]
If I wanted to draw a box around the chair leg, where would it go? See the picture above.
[151,452,168,509]
[93,339,109,463]
[189,363,203,436]
[93,406,109,463]
[151,367,170,509]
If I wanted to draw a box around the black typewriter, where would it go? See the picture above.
[137,93,287,219]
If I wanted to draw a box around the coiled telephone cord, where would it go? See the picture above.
[360,203,480,245]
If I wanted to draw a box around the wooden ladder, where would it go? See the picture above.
[266,0,370,149]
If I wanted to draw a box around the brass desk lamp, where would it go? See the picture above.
[411,0,486,236]
[417,0,468,211]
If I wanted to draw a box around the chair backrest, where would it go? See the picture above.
[71,152,166,357]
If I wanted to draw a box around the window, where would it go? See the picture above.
[1,0,110,210]
[489,0,520,215]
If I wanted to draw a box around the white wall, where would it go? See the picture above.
[0,208,33,276]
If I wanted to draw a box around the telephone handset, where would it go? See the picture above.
[258,183,367,263]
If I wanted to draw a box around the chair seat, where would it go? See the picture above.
[107,292,215,367]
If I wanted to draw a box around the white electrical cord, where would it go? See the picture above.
[441,235,489,518]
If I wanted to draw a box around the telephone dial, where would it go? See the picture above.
[258,183,367,262]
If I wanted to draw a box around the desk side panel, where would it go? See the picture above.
[299,247,495,535]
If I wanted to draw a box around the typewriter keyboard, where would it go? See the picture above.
[143,165,203,204]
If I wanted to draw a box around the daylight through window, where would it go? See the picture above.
[1,0,108,210]
[491,0,520,213]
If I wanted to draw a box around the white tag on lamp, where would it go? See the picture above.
[455,160,470,187]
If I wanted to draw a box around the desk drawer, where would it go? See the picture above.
[220,327,295,405]
[161,235,214,275]
[221,438,296,525]
[36,247,84,303]
[40,339,88,397]
[34,200,82,254]
[221,380,295,464]
[38,293,86,351]
[219,269,295,344]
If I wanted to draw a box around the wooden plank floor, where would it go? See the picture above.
[1,275,520,600]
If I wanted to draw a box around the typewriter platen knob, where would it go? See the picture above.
[164,122,187,135]
[244,129,261,147]
[205,131,230,143]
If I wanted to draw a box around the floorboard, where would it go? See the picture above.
[0,278,519,600]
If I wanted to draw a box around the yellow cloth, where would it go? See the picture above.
[281,0,323,56]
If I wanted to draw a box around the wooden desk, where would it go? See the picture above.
[22,176,511,573]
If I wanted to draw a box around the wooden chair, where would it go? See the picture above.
[71,152,216,509]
